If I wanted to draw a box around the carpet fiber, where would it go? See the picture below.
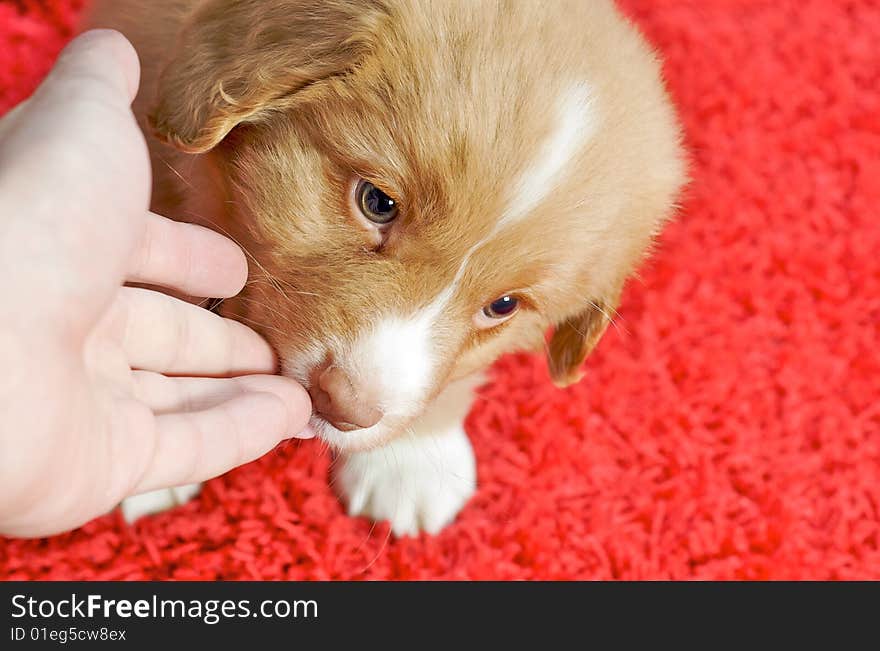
[1,0,878,580]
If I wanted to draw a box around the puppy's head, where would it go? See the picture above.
[151,0,685,451]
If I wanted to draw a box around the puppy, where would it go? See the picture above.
[89,0,685,535]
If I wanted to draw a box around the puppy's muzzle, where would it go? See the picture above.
[309,365,383,431]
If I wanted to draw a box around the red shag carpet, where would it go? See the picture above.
[1,0,879,580]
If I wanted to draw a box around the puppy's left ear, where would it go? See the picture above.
[546,296,618,387]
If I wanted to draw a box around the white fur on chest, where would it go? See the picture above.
[333,374,482,536]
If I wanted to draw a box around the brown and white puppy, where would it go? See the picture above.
[90,0,685,535]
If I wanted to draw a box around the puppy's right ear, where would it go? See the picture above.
[150,0,389,153]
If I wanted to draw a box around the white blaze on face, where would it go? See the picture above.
[290,82,598,447]
[287,310,440,450]
[345,311,437,417]
[439,82,599,305]
[347,82,597,414]
[502,82,597,226]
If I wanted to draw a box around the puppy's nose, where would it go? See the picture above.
[309,366,383,431]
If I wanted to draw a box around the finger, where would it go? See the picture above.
[127,212,248,298]
[40,30,140,108]
[132,391,311,493]
[0,30,150,323]
[0,31,138,145]
[131,371,314,439]
[0,30,140,158]
[105,287,276,375]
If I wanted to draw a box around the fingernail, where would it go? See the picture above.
[292,423,316,439]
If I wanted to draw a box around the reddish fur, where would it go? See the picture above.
[3,0,877,581]
[87,0,685,444]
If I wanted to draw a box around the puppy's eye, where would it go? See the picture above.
[474,295,519,329]
[484,295,519,318]
[356,179,399,224]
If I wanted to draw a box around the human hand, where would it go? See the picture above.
[0,31,312,538]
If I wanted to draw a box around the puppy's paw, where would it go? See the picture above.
[120,483,202,523]
[334,427,476,537]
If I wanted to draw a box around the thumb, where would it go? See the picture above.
[0,29,146,188]
[38,29,140,108]
[0,29,139,141]
[0,30,150,335]
[0,30,140,146]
